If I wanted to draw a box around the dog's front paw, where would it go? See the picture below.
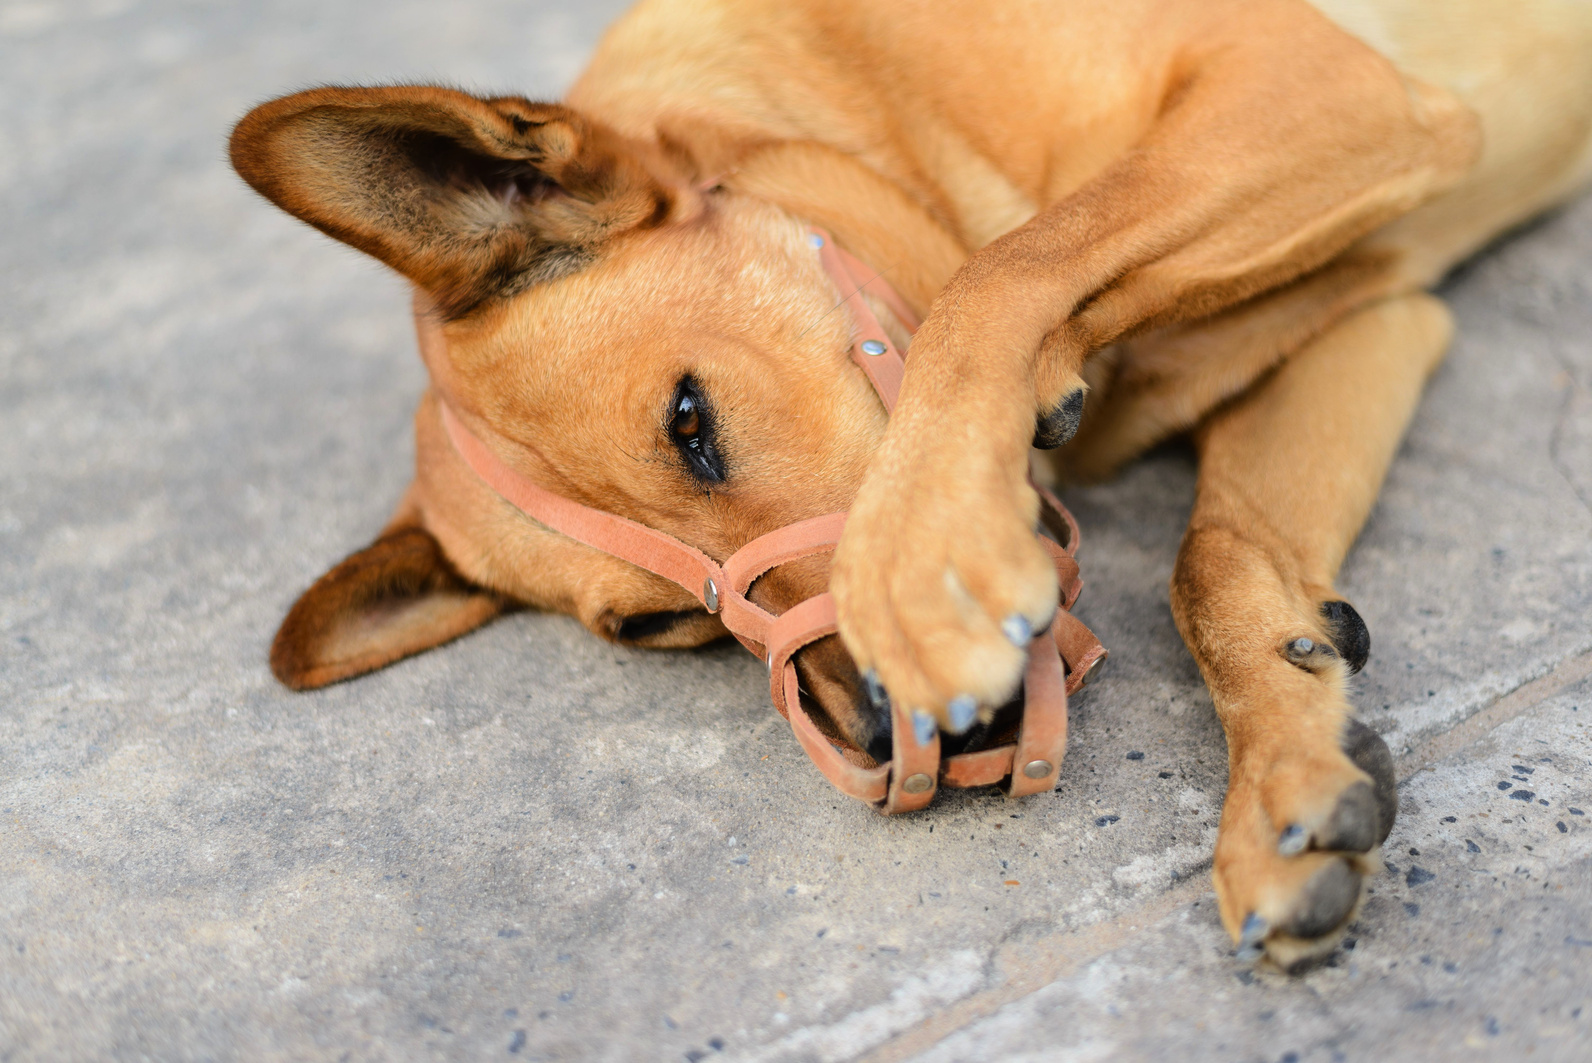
[1215,717,1397,970]
[831,426,1059,733]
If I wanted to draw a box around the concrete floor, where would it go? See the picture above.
[2,3,1589,1060]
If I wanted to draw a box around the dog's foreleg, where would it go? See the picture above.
[831,1,1479,728]
[1172,292,1452,968]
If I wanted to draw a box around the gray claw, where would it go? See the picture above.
[1235,941,1266,963]
[912,709,937,747]
[947,694,978,733]
[862,669,889,710]
[1278,824,1309,856]
[1002,614,1033,647]
[1239,912,1269,948]
[1284,636,1341,673]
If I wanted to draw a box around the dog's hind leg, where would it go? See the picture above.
[1171,291,1452,969]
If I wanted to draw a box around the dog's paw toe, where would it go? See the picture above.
[1279,857,1362,940]
[1339,717,1397,844]
[1269,721,1395,855]
[1229,853,1367,969]
[1312,780,1384,853]
[1280,598,1372,676]
[1282,635,1340,672]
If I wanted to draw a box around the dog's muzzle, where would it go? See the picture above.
[419,229,1106,814]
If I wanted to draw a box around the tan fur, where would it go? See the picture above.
[232,0,1592,965]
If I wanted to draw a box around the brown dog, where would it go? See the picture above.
[231,0,1592,967]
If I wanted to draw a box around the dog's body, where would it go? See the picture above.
[232,0,1592,967]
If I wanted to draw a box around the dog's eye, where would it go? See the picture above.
[674,396,701,439]
[668,377,725,484]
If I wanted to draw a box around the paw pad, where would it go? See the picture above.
[1339,718,1397,846]
[1279,859,1361,940]
[1320,600,1370,674]
[1315,781,1383,854]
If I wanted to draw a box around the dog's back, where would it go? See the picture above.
[1314,0,1592,275]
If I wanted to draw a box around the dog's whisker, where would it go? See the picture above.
[795,261,902,342]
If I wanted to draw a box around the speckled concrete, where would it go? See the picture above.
[1,3,1589,1061]
[899,681,1592,1063]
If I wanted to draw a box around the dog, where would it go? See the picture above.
[230,0,1592,967]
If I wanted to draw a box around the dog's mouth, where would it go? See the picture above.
[791,636,1025,769]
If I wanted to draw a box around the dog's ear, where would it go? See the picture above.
[230,85,678,317]
[270,525,510,690]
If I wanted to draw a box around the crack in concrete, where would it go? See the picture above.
[1545,354,1592,523]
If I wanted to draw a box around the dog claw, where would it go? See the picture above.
[1002,613,1033,647]
[912,709,937,747]
[1235,911,1269,960]
[863,669,889,710]
[1278,824,1309,856]
[1284,635,1339,672]
[947,694,978,733]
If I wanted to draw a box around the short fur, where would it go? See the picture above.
[231,0,1592,967]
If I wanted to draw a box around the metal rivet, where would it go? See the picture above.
[1076,657,1101,687]
[902,773,934,794]
[1023,759,1053,779]
[808,233,825,249]
[860,339,887,357]
[703,576,720,613]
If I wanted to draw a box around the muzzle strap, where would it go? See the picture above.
[420,225,1107,813]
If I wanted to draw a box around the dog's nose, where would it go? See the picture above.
[746,552,896,763]
[790,633,892,764]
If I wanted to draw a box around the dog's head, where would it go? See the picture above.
[232,85,939,759]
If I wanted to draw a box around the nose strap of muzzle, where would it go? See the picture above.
[423,227,1106,813]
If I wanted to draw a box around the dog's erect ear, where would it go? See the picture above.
[271,525,510,690]
[230,86,678,317]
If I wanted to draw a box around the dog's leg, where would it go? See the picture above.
[1174,292,1452,968]
[1056,250,1410,483]
[830,0,1479,728]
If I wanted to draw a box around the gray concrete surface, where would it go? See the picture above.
[1,3,1589,1061]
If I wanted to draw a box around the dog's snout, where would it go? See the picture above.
[792,634,892,765]
[744,553,893,763]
